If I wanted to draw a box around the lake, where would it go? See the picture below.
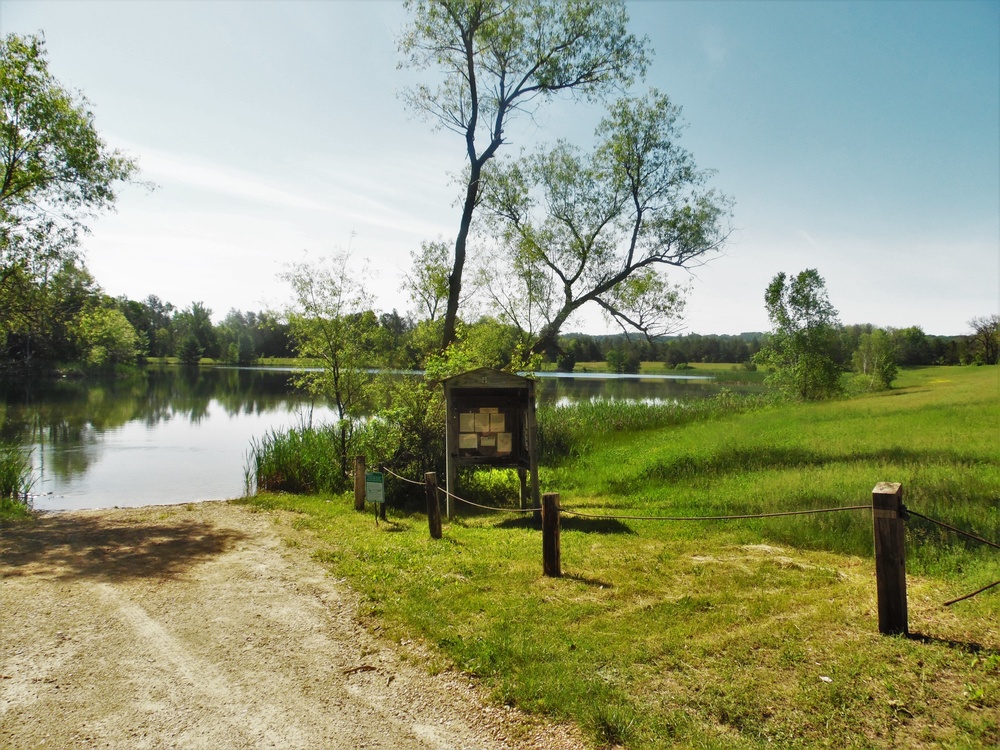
[2,366,734,511]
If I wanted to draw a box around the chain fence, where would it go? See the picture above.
[372,464,999,608]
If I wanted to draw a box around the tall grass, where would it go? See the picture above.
[0,441,33,522]
[244,424,349,495]
[537,389,776,462]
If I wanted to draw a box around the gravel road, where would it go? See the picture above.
[0,502,585,749]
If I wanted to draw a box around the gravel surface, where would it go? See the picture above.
[0,502,586,749]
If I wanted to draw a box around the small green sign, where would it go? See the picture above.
[365,471,385,503]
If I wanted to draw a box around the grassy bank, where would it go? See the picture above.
[247,365,999,748]
[573,360,768,385]
[0,441,32,524]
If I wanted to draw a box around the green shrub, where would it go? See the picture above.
[244,423,349,495]
[0,442,32,521]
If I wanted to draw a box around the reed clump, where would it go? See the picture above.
[537,389,775,461]
[0,441,32,522]
[244,425,348,495]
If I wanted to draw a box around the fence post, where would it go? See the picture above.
[426,472,442,540]
[872,482,907,635]
[542,492,561,578]
[354,455,366,511]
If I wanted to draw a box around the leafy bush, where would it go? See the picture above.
[246,376,447,506]
[244,423,348,495]
[0,442,32,521]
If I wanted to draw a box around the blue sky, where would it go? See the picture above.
[3,0,998,336]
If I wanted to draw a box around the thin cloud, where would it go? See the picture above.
[121,141,332,212]
[796,229,822,250]
[700,27,728,67]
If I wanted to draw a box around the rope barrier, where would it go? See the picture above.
[560,504,871,522]
[436,485,537,514]
[944,579,1000,607]
[905,508,1000,552]
[377,465,1000,605]
[380,465,425,487]
[904,507,1000,606]
[378,464,874,522]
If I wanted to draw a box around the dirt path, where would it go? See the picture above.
[0,502,584,750]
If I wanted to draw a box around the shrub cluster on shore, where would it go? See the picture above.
[0,441,32,521]
[243,386,777,501]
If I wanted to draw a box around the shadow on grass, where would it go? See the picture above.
[625,446,999,487]
[907,631,998,654]
[491,514,634,535]
[562,515,634,534]
[0,510,247,582]
[562,571,614,588]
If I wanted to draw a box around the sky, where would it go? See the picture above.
[2,0,998,336]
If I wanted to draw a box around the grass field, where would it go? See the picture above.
[573,360,768,385]
[240,365,1000,748]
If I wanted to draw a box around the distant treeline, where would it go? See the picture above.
[558,325,970,372]
[0,275,975,375]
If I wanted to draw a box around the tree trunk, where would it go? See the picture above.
[441,163,482,350]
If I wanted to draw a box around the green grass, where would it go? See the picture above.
[244,423,350,495]
[537,388,775,462]
[571,360,768,385]
[241,365,1000,748]
[0,441,32,524]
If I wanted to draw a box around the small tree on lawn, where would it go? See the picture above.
[852,328,898,391]
[968,314,1000,365]
[754,269,843,400]
[281,252,383,482]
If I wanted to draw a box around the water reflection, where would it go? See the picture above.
[533,373,726,404]
[1,367,752,512]
[2,367,337,511]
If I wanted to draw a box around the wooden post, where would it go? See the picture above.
[526,395,541,511]
[518,468,528,510]
[542,492,561,578]
[445,407,456,520]
[354,455,366,511]
[426,472,442,539]
[872,482,907,635]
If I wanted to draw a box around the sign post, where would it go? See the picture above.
[366,471,385,521]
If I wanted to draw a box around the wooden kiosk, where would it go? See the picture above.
[442,368,541,518]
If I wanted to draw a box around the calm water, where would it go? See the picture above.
[2,367,732,511]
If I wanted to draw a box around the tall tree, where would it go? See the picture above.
[754,269,843,400]
[0,33,137,363]
[403,239,451,321]
[479,90,731,355]
[281,253,382,479]
[968,314,1000,365]
[399,0,650,349]
[217,309,258,366]
[75,307,141,368]
[852,328,898,391]
[173,302,218,361]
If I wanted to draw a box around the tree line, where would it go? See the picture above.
[1,19,995,388]
[0,255,985,376]
[557,325,977,374]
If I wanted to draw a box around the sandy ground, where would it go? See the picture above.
[0,502,585,750]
